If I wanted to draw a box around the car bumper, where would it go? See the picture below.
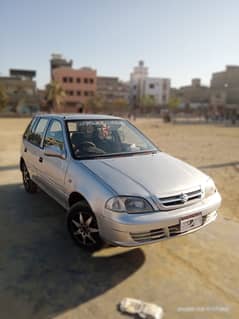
[98,192,221,247]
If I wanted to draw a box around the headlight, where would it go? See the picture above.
[204,178,217,198]
[105,196,153,213]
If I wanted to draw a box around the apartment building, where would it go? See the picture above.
[210,65,239,107]
[97,76,129,105]
[50,54,73,79]
[179,78,210,107]
[130,61,170,107]
[52,66,97,112]
[0,69,39,114]
[144,77,170,105]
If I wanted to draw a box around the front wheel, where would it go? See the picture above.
[67,202,104,251]
[22,162,38,193]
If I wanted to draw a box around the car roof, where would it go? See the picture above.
[35,113,122,121]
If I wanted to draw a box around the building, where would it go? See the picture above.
[130,61,170,108]
[144,77,170,105]
[179,78,210,108]
[52,66,97,112]
[50,54,73,79]
[0,69,39,114]
[130,60,148,104]
[96,76,129,105]
[210,65,239,108]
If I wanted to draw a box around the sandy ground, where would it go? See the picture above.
[0,118,238,319]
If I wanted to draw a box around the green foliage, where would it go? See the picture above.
[45,81,65,112]
[112,98,128,112]
[140,95,156,108]
[169,96,180,109]
[0,84,8,111]
[86,95,104,112]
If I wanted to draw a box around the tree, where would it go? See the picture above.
[0,84,8,111]
[45,81,65,112]
[168,96,180,111]
[112,98,128,113]
[86,94,104,113]
[140,95,156,113]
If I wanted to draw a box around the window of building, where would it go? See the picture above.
[69,77,73,83]
[76,78,81,83]
[162,94,166,102]
[84,91,88,96]
[149,83,155,89]
[69,90,74,96]
[43,120,65,152]
[77,91,81,96]
[163,81,168,90]
[84,78,89,84]
[63,77,67,83]
[90,78,94,84]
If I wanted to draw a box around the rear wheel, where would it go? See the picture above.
[22,162,38,193]
[67,202,104,251]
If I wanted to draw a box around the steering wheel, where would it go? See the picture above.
[79,141,96,148]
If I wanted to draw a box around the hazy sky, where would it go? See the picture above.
[1,0,239,88]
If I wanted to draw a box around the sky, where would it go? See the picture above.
[1,0,239,89]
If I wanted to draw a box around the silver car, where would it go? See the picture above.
[20,114,221,250]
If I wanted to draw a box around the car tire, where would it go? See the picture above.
[67,202,104,251]
[22,162,38,193]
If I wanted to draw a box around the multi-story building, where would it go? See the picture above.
[210,65,239,108]
[96,76,129,105]
[130,61,170,107]
[52,66,97,112]
[50,54,73,79]
[179,78,210,108]
[144,77,170,105]
[0,69,39,114]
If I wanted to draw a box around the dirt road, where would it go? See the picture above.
[0,118,238,319]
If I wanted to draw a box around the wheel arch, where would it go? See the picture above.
[68,191,92,209]
[20,157,25,171]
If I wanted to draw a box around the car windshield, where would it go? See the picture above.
[66,119,158,159]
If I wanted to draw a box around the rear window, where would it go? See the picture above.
[27,118,49,147]
[23,117,38,140]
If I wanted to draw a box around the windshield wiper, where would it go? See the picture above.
[76,150,158,160]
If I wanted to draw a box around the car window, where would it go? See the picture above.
[28,118,48,147]
[43,120,65,151]
[23,117,38,140]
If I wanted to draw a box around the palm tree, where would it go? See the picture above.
[0,84,8,111]
[45,81,65,112]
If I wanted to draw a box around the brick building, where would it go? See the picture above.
[52,66,97,112]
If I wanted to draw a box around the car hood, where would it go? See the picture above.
[82,152,207,197]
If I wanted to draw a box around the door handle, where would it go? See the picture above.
[39,157,43,163]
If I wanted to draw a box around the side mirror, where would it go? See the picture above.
[44,145,66,160]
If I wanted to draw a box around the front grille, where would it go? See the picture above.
[130,228,166,243]
[159,188,202,210]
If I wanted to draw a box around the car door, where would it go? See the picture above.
[24,117,49,181]
[22,117,39,177]
[38,119,69,207]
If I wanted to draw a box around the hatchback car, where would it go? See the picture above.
[20,114,221,250]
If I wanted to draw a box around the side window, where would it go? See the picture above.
[44,120,65,152]
[23,117,38,140]
[28,118,48,147]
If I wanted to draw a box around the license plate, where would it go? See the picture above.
[180,213,202,232]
